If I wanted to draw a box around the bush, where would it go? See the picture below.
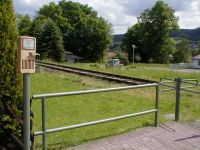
[0,0,23,148]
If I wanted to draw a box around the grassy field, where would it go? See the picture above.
[32,64,200,149]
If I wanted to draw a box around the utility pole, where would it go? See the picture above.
[132,45,136,64]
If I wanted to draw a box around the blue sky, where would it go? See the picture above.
[13,0,200,34]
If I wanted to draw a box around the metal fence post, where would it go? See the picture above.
[175,77,181,121]
[23,73,31,150]
[42,97,47,150]
[155,85,159,127]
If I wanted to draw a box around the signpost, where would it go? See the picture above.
[18,36,38,150]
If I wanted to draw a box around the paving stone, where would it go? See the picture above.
[65,122,200,150]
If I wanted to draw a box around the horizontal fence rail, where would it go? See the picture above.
[181,79,200,94]
[33,83,158,99]
[181,88,200,94]
[159,78,200,121]
[34,109,157,136]
[32,83,159,150]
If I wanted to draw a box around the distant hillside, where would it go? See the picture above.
[111,28,200,51]
[171,28,200,41]
[113,34,124,43]
[110,34,124,51]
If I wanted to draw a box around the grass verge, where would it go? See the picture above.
[32,65,200,149]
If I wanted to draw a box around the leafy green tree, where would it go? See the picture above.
[173,38,191,63]
[30,16,48,37]
[37,19,64,62]
[122,23,143,62]
[17,14,32,35]
[34,0,112,62]
[122,0,179,63]
[0,0,22,148]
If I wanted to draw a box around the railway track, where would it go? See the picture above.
[36,61,157,85]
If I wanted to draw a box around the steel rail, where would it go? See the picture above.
[37,62,151,83]
[36,61,157,85]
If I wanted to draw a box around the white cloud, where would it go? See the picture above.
[76,0,138,33]
[175,0,200,29]
[13,0,200,34]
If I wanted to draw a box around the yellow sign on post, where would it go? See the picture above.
[18,36,38,73]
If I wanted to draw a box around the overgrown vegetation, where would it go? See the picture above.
[0,0,22,149]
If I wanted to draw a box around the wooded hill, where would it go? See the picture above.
[111,28,200,51]
[171,28,200,41]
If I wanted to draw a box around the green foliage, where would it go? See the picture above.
[122,0,179,63]
[1,104,22,136]
[173,38,191,63]
[30,16,48,37]
[0,0,22,147]
[16,14,32,35]
[32,0,112,62]
[37,19,64,62]
[122,24,143,62]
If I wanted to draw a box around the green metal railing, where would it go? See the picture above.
[31,77,199,149]
[32,83,159,150]
[159,77,200,121]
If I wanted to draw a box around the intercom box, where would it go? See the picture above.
[18,36,37,73]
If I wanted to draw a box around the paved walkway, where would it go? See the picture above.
[66,122,200,150]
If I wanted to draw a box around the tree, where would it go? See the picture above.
[30,16,48,37]
[17,14,32,35]
[0,0,22,149]
[122,23,143,62]
[122,0,179,63]
[37,19,64,62]
[173,38,191,63]
[33,0,112,62]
